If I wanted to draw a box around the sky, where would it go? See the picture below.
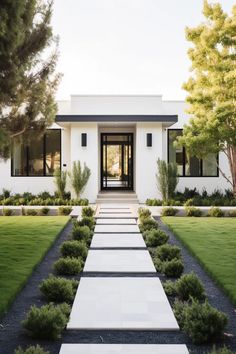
[52,0,236,101]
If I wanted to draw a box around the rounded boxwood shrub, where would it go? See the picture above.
[60,240,88,260]
[58,206,72,216]
[72,225,91,242]
[77,216,95,230]
[40,275,78,303]
[228,210,236,217]
[156,244,181,262]
[15,345,49,354]
[185,207,202,217]
[162,258,184,278]
[173,299,228,344]
[161,207,178,216]
[138,207,151,222]
[139,217,158,233]
[40,207,50,215]
[81,206,95,218]
[163,280,178,297]
[3,208,13,216]
[208,207,224,217]
[54,257,82,275]
[175,272,205,301]
[25,209,38,216]
[144,229,169,247]
[22,303,70,340]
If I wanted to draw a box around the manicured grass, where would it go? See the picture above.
[0,216,69,317]
[162,217,236,305]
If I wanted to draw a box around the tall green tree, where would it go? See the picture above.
[179,0,236,196]
[0,0,60,158]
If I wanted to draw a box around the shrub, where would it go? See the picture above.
[77,216,95,230]
[207,347,235,354]
[228,210,236,217]
[144,229,169,247]
[156,159,179,201]
[22,303,70,340]
[173,299,228,344]
[3,208,13,216]
[72,225,91,242]
[146,198,162,206]
[185,206,202,217]
[184,198,194,206]
[138,207,151,222]
[162,258,184,278]
[58,206,72,216]
[81,206,94,218]
[175,272,205,301]
[161,207,178,216]
[153,257,163,272]
[40,275,78,303]
[208,207,224,217]
[54,257,82,275]
[60,240,88,260]
[54,168,67,199]
[40,207,50,215]
[25,209,38,216]
[163,280,178,297]
[69,161,91,199]
[156,244,181,262]
[15,345,49,354]
[139,217,158,233]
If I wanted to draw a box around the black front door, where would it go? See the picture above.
[101,133,133,190]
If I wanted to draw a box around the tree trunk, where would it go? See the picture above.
[227,145,236,198]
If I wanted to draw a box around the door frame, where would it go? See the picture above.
[100,132,134,191]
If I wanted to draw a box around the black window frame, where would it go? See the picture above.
[11,129,61,177]
[167,129,219,177]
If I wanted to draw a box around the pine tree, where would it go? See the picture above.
[0,0,60,158]
[179,0,236,196]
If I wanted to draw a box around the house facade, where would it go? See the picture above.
[0,95,231,203]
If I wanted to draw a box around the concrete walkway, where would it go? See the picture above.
[60,205,189,353]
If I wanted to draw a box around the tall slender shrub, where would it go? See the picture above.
[69,161,91,199]
[54,168,67,199]
[156,159,178,201]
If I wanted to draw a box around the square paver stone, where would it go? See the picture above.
[97,213,134,218]
[83,250,155,272]
[96,218,136,225]
[67,277,179,330]
[59,344,189,354]
[95,224,140,233]
[91,233,146,248]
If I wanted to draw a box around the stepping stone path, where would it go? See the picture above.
[60,205,189,353]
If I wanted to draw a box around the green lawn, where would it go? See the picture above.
[0,216,69,317]
[162,217,236,305]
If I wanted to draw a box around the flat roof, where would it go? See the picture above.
[55,115,178,123]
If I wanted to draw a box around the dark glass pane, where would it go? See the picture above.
[202,153,218,176]
[28,136,44,176]
[168,130,184,176]
[45,130,61,175]
[185,155,201,176]
[104,135,129,142]
[12,140,27,176]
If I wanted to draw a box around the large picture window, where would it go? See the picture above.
[168,129,218,177]
[11,129,61,177]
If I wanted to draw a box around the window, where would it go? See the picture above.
[11,130,61,176]
[168,129,218,177]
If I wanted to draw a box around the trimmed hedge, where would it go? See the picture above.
[208,207,224,217]
[156,244,181,262]
[162,258,184,278]
[54,257,82,275]
[81,206,95,218]
[60,240,88,260]
[40,275,78,303]
[144,229,169,247]
[161,207,178,216]
[139,217,158,233]
[72,225,91,242]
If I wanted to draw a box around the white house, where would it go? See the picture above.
[0,95,231,203]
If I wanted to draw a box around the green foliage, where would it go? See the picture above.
[146,198,162,206]
[25,209,38,216]
[185,206,202,217]
[72,225,91,242]
[175,272,205,301]
[2,208,13,216]
[138,207,151,222]
[173,299,228,344]
[144,229,169,247]
[40,207,50,215]
[0,0,60,159]
[208,207,224,217]
[60,240,88,260]
[22,303,70,340]
[156,244,181,262]
[139,218,158,233]
[54,168,67,199]
[228,210,236,217]
[161,207,178,216]
[15,345,49,354]
[156,159,179,201]
[82,206,95,218]
[58,206,72,216]
[163,280,178,297]
[162,258,184,278]
[69,161,91,199]
[207,347,236,354]
[40,275,78,303]
[77,216,95,230]
[53,257,82,276]
[180,1,236,196]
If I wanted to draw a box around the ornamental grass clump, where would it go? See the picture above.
[144,229,169,247]
[60,240,88,260]
[185,206,202,217]
[40,275,78,303]
[173,299,228,344]
[58,206,72,216]
[81,206,95,218]
[138,207,151,222]
[207,207,224,218]
[22,303,70,340]
[54,257,82,276]
[161,207,178,216]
